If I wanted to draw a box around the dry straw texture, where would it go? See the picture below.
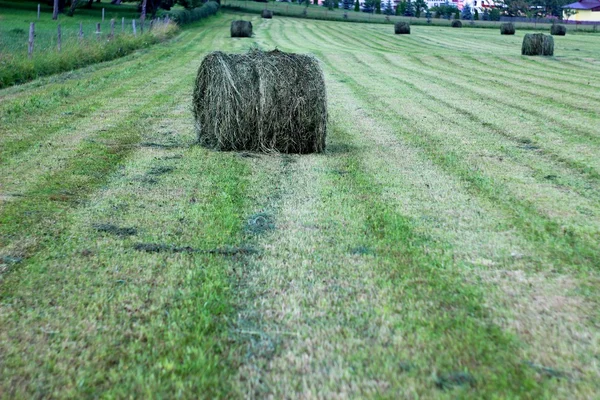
[451,20,462,28]
[551,24,567,36]
[521,33,554,56]
[394,22,410,34]
[193,49,327,153]
[230,20,253,37]
[261,9,273,18]
[500,23,515,35]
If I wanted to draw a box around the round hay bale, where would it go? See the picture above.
[451,20,462,28]
[193,50,327,154]
[550,24,566,36]
[231,20,252,38]
[500,22,515,35]
[521,33,554,56]
[394,21,410,34]
[261,9,273,18]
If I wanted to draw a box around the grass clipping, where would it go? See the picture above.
[262,9,273,18]
[500,23,515,35]
[193,49,327,153]
[231,20,252,37]
[521,33,554,56]
[394,22,410,34]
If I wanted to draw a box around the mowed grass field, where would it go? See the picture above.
[1,13,600,398]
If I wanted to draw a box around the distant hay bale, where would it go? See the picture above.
[261,9,273,18]
[551,24,566,36]
[230,20,252,37]
[451,20,462,28]
[521,33,554,56]
[394,21,410,34]
[500,22,515,35]
[193,50,327,153]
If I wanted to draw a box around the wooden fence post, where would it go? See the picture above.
[28,23,35,58]
[132,19,137,36]
[96,22,101,40]
[57,24,62,51]
[122,17,125,32]
[53,0,59,20]
[79,21,83,40]
[37,4,40,19]
[102,8,105,22]
[110,19,115,38]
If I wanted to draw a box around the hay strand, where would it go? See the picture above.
[261,9,273,18]
[230,20,252,37]
[521,33,554,56]
[451,20,462,28]
[551,24,566,36]
[500,23,515,35]
[193,49,327,154]
[394,21,410,34]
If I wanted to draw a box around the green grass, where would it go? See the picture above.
[1,11,600,398]
[0,0,179,88]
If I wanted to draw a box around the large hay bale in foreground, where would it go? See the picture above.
[193,50,327,153]
[521,33,554,56]
[451,20,462,28]
[500,23,515,35]
[551,24,566,36]
[394,21,410,34]
[261,9,273,18]
[230,20,252,37]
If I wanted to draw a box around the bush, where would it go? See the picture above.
[451,20,462,27]
[168,1,220,24]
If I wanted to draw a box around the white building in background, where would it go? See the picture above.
[425,0,496,10]
[426,0,459,9]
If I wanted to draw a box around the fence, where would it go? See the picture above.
[24,5,172,59]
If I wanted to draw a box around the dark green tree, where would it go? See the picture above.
[414,0,427,17]
[489,7,500,20]
[461,4,472,19]
[375,0,381,13]
[404,0,415,16]
[474,8,479,19]
[482,8,489,19]
[454,9,460,18]
[354,0,360,11]
[396,1,406,15]
[384,0,394,14]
